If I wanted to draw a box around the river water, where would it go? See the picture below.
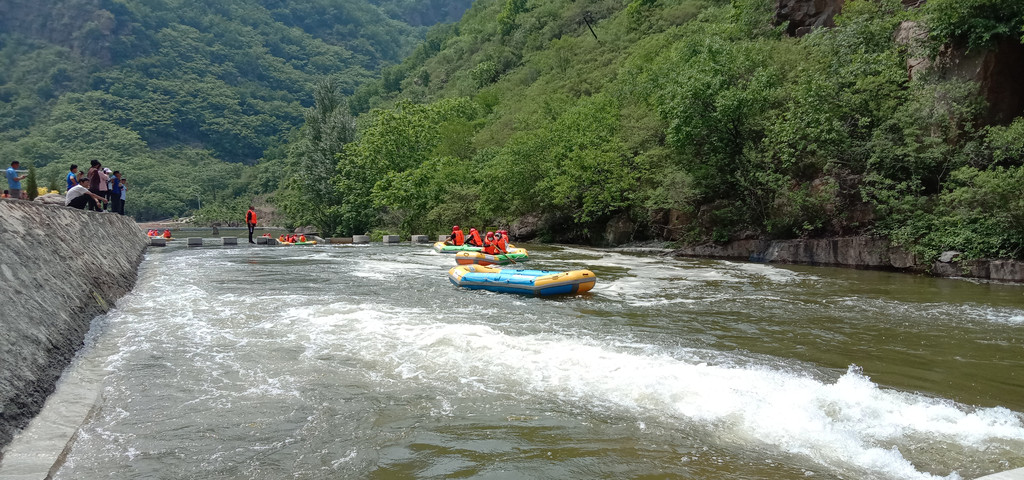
[40,243,1024,479]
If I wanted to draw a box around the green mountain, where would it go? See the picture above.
[0,0,471,220]
[283,0,1024,262]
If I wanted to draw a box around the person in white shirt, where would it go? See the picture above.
[65,178,105,210]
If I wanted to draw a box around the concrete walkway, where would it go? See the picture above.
[977,467,1024,480]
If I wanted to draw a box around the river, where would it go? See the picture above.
[36,243,1024,479]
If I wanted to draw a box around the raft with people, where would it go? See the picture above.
[455,249,530,266]
[146,229,173,240]
[278,234,316,245]
[447,265,596,296]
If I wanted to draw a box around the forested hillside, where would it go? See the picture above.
[0,0,471,220]
[282,0,1024,262]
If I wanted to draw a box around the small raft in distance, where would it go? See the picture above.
[455,250,530,266]
[279,240,317,246]
[448,265,596,296]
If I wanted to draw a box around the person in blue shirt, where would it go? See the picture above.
[6,161,27,200]
[66,164,79,191]
[110,171,124,214]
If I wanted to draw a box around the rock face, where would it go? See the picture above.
[775,0,845,36]
[672,236,1024,282]
[674,237,917,270]
[896,21,1024,126]
[0,200,147,450]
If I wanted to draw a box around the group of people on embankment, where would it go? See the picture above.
[4,160,127,215]
[445,225,511,255]
[64,161,127,214]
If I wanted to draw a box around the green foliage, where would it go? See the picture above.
[0,0,473,221]
[921,0,1024,51]
[278,0,1024,254]
[279,79,357,236]
[25,164,39,200]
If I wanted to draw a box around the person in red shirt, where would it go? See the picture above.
[245,206,258,244]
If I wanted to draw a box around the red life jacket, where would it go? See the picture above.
[467,230,482,246]
[483,235,497,254]
[495,235,509,253]
[246,209,257,225]
[453,229,465,245]
[163,230,171,238]
[299,235,306,242]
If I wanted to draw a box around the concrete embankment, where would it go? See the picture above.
[0,200,147,453]
[671,236,1024,282]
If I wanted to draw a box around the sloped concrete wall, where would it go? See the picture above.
[0,200,147,452]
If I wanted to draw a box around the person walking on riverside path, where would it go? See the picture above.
[246,206,258,244]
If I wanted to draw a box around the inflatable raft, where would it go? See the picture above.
[455,249,530,266]
[448,265,596,296]
[430,241,516,252]
[433,242,483,254]
[279,240,317,246]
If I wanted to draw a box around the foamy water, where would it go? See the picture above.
[29,244,1024,479]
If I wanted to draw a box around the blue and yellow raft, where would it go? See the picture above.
[448,265,596,296]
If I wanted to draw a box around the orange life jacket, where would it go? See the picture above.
[495,235,509,253]
[483,235,497,255]
[246,209,257,225]
[467,230,482,247]
[163,230,171,238]
[452,229,464,245]
[299,235,306,242]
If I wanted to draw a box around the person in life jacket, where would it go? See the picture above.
[279,234,287,243]
[446,225,465,246]
[481,232,497,254]
[162,229,171,239]
[493,231,510,255]
[245,206,258,244]
[466,227,483,247]
[299,234,306,243]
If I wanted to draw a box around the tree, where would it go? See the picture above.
[279,78,357,235]
[25,164,39,200]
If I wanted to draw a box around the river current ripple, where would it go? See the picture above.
[44,243,1024,479]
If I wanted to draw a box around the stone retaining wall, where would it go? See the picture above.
[0,200,148,452]
[671,236,1024,282]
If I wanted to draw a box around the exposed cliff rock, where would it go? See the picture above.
[896,21,1024,126]
[0,200,147,451]
[774,0,845,36]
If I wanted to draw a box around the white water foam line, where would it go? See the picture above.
[296,303,1024,480]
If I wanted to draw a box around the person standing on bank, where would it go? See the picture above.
[110,171,124,214]
[86,160,102,210]
[66,164,79,191]
[246,206,258,244]
[6,161,27,200]
[65,178,105,210]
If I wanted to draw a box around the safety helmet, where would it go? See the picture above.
[453,225,460,230]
